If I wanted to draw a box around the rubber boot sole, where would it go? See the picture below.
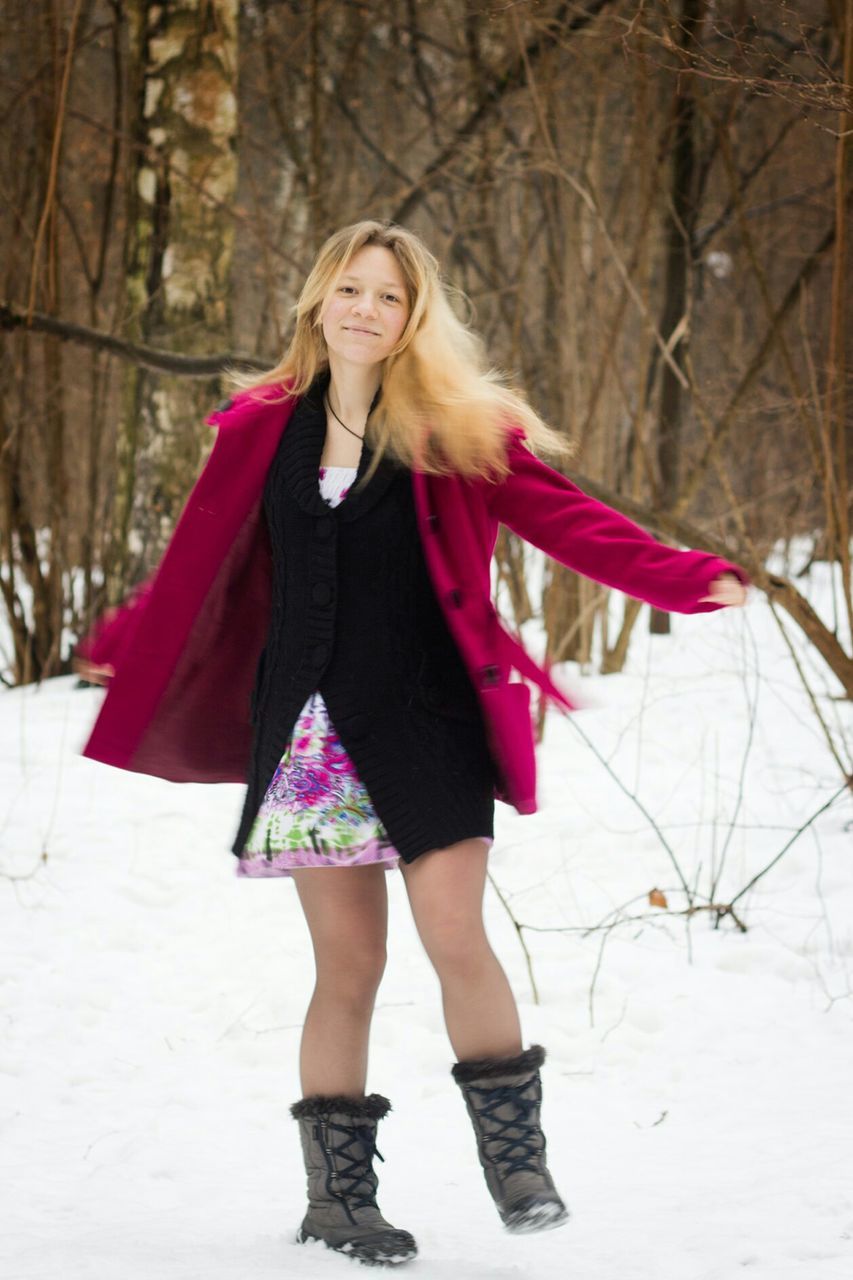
[501,1196,570,1234]
[296,1226,418,1267]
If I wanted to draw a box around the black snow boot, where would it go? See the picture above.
[290,1092,418,1267]
[451,1043,569,1233]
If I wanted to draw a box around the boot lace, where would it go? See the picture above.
[317,1120,385,1223]
[468,1077,545,1177]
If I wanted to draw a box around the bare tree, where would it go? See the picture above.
[108,0,240,597]
[0,0,849,735]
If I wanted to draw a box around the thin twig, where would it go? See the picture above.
[567,714,693,901]
[729,782,850,907]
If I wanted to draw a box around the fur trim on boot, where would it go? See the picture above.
[291,1092,417,1267]
[290,1093,391,1121]
[451,1044,569,1235]
[451,1044,545,1084]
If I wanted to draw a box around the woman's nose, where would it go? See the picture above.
[353,294,378,316]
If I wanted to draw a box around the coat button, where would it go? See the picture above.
[480,664,501,688]
[447,588,463,608]
[427,513,440,532]
[315,516,334,539]
[312,643,329,666]
[312,582,332,605]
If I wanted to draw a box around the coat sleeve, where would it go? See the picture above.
[485,433,750,614]
[74,571,158,672]
[74,387,282,677]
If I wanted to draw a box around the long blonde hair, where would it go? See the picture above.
[223,219,573,485]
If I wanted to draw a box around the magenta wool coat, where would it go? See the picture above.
[76,383,749,814]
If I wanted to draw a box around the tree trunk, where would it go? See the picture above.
[109,0,239,598]
[649,0,705,636]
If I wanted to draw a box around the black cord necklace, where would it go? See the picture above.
[324,391,366,441]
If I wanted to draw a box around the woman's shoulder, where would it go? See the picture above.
[204,379,298,431]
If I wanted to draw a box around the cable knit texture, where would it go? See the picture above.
[230,369,497,862]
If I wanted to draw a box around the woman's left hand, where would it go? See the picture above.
[699,572,748,607]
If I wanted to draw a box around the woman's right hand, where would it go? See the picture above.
[73,657,115,686]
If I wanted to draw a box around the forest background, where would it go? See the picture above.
[0,0,850,703]
[1,0,852,806]
[2,9,853,1272]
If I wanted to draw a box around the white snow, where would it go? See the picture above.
[2,567,853,1279]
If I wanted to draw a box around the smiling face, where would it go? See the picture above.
[320,244,411,368]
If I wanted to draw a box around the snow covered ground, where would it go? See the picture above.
[2,571,853,1280]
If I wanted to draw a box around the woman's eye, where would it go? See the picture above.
[337,285,401,305]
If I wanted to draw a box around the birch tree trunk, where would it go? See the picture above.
[108,0,238,596]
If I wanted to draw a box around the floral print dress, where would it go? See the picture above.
[237,465,399,877]
[236,464,493,879]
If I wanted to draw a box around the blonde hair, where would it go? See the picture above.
[223,219,573,486]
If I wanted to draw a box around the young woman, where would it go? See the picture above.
[76,219,748,1268]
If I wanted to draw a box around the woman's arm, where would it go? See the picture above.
[486,433,749,614]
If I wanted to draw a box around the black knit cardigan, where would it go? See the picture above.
[230,371,497,863]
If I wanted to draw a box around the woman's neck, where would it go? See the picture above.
[326,355,382,426]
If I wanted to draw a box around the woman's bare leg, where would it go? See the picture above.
[398,839,522,1060]
[291,863,389,1096]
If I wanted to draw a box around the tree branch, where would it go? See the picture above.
[391,0,615,223]
[0,303,265,377]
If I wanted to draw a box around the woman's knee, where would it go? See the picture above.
[407,889,493,978]
[314,935,388,997]
[418,917,493,981]
[401,840,492,977]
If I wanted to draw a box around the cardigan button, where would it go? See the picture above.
[315,516,334,539]
[479,664,501,688]
[312,582,332,606]
[446,588,463,608]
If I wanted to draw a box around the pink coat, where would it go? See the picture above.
[76,384,748,814]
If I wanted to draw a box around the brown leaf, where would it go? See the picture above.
[648,888,668,909]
